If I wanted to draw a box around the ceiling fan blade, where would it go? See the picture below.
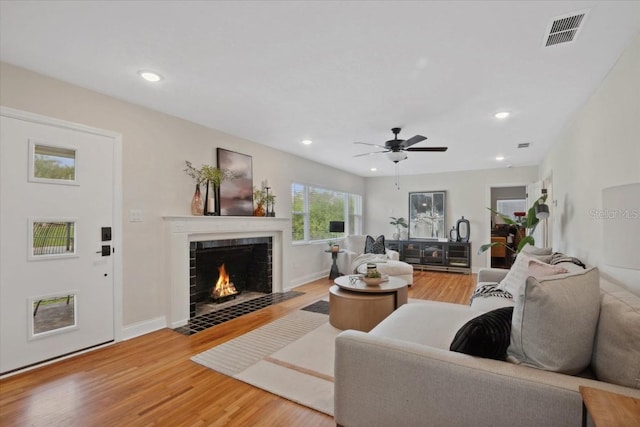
[353,150,389,157]
[354,141,388,149]
[406,147,448,152]
[400,135,427,148]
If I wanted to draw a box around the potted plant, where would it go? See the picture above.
[253,186,277,217]
[327,240,339,252]
[389,216,408,240]
[184,161,204,215]
[184,161,235,216]
[477,194,548,256]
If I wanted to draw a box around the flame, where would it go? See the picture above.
[213,264,238,299]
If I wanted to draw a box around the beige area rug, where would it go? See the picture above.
[191,307,339,416]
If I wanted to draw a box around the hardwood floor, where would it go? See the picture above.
[0,271,475,426]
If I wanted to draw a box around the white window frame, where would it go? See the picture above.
[28,139,79,186]
[291,182,362,244]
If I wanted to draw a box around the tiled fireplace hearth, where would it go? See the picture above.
[163,216,291,328]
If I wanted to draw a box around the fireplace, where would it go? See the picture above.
[190,237,272,318]
[163,216,291,328]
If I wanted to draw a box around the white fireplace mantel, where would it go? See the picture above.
[163,216,292,327]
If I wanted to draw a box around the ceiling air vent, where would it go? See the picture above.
[543,10,589,47]
[518,142,530,149]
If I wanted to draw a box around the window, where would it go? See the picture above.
[29,140,77,184]
[28,219,77,260]
[291,183,362,243]
[496,199,527,221]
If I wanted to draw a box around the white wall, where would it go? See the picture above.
[539,33,640,293]
[364,166,539,272]
[0,62,365,327]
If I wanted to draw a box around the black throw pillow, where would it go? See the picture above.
[450,307,514,360]
[364,235,386,254]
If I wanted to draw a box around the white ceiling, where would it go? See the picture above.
[2,1,639,177]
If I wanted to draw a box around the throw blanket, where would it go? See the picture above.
[470,283,512,304]
[350,253,388,274]
[550,252,586,268]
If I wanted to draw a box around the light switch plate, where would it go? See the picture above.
[129,209,143,222]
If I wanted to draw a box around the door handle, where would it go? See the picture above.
[96,245,111,256]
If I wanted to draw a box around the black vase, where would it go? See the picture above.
[203,181,210,215]
[456,216,470,242]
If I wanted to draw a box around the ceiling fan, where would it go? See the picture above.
[354,127,448,163]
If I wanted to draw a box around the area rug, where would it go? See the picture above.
[191,301,339,416]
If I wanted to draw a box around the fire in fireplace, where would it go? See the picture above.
[212,263,238,302]
[190,237,273,318]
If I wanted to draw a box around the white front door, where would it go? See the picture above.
[0,108,121,374]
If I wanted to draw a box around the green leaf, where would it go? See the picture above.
[487,207,517,225]
[477,241,513,255]
[516,235,535,252]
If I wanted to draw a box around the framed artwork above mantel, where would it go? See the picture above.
[216,148,253,216]
[409,191,446,239]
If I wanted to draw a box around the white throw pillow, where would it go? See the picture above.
[497,253,531,296]
[508,267,600,374]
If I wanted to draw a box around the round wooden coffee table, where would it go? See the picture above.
[329,275,408,332]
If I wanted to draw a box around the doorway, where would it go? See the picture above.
[489,186,527,269]
[0,107,122,375]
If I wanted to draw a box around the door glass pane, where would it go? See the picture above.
[33,144,76,181]
[32,221,75,256]
[32,294,77,336]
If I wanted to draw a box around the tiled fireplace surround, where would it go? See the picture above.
[163,216,291,328]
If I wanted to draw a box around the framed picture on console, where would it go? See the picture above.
[216,148,253,216]
[409,191,446,239]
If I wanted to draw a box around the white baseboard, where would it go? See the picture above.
[287,271,328,290]
[121,316,167,340]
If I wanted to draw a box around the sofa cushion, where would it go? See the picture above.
[521,244,553,263]
[364,235,386,254]
[520,244,552,255]
[508,267,600,374]
[591,278,640,389]
[450,307,514,360]
[370,301,484,350]
[356,260,412,276]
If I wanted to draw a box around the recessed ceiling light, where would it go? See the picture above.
[301,139,312,145]
[496,156,505,161]
[138,70,162,82]
[495,111,510,119]
[370,167,377,172]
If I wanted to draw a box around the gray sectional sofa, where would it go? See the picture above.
[334,257,640,427]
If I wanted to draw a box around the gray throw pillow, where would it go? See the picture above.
[364,235,386,255]
[591,278,640,389]
[508,267,600,374]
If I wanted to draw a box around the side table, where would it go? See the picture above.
[325,249,343,280]
[580,385,640,427]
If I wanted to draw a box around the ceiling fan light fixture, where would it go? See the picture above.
[387,151,407,163]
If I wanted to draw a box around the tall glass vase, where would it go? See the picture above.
[191,183,204,216]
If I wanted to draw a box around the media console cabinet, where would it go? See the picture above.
[385,240,471,274]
